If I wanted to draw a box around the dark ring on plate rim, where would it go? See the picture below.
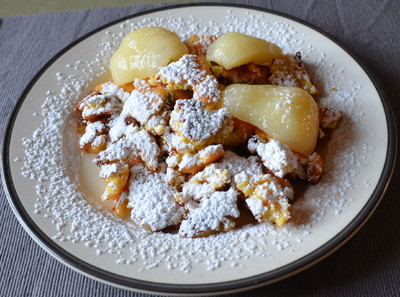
[1,2,397,295]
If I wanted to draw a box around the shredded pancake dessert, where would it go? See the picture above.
[76,27,342,238]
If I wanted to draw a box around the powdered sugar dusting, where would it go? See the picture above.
[79,121,106,149]
[170,99,230,141]
[18,8,379,278]
[179,188,240,238]
[248,137,298,178]
[127,164,184,231]
[124,89,164,124]
[157,54,206,87]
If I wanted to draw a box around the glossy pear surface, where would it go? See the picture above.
[110,27,189,84]
[206,32,282,70]
[222,84,319,156]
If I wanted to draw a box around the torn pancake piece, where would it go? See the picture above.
[178,163,230,203]
[248,137,298,178]
[179,188,240,238]
[170,98,233,148]
[95,126,160,171]
[234,172,293,226]
[127,164,184,231]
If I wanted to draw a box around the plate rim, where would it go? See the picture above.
[1,2,397,295]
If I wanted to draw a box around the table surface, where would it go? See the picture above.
[1,1,399,296]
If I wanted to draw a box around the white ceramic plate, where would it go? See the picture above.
[1,4,396,296]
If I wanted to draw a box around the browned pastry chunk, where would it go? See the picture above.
[211,62,269,85]
[186,34,217,56]
[76,92,123,122]
[269,52,319,95]
[307,152,324,184]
